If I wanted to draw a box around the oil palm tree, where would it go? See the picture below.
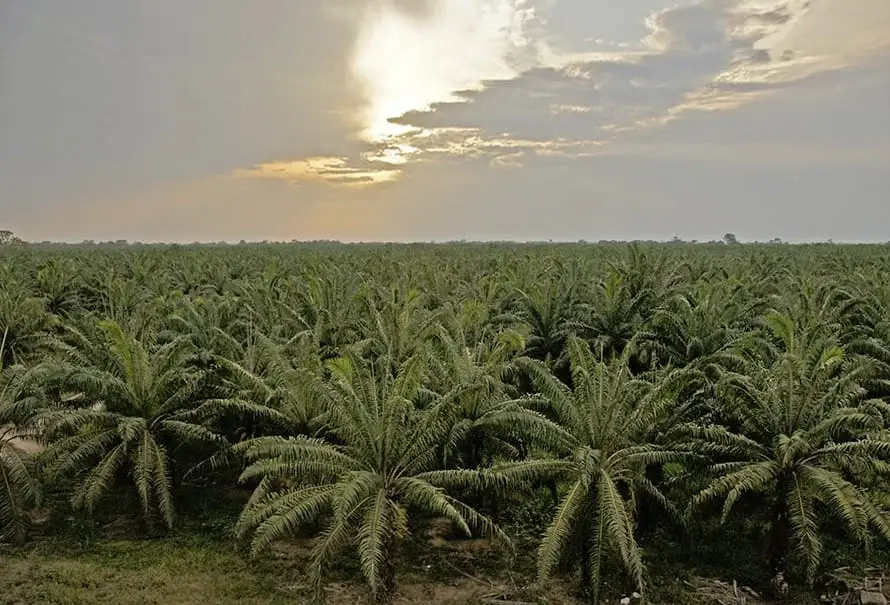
[508,274,582,386]
[0,282,57,367]
[0,422,40,543]
[162,294,243,360]
[0,333,45,543]
[356,285,438,375]
[35,320,226,528]
[212,332,329,441]
[685,312,890,584]
[427,302,554,470]
[288,269,364,361]
[500,338,685,603]
[632,282,761,372]
[235,349,507,603]
[573,269,650,363]
[628,283,762,426]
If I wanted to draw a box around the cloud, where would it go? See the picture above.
[285,0,772,175]
[376,0,888,162]
[760,0,890,58]
[349,0,543,140]
[228,0,550,185]
[0,0,367,205]
[233,157,400,187]
[5,0,887,244]
[223,0,888,203]
[11,53,886,245]
[394,1,779,140]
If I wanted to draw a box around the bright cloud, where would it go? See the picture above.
[350,0,543,141]
[234,157,400,187]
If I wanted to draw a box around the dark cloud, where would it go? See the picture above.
[391,0,745,144]
[376,0,859,176]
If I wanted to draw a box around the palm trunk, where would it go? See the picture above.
[580,537,593,599]
[768,481,790,578]
[548,481,560,506]
[376,539,398,604]
[768,519,788,574]
[637,465,662,537]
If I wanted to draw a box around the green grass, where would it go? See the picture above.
[1,529,883,605]
[0,536,295,605]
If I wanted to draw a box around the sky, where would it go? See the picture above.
[1,0,888,243]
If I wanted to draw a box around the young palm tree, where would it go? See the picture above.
[162,294,243,360]
[0,423,40,543]
[0,332,47,543]
[212,332,329,440]
[287,269,364,361]
[356,286,438,375]
[686,312,890,584]
[500,337,685,603]
[235,350,507,604]
[35,320,225,529]
[573,269,650,363]
[510,275,581,373]
[632,282,760,373]
[0,283,57,367]
[426,303,533,468]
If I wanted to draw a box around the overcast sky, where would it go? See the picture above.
[1,0,888,243]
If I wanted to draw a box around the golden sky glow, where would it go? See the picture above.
[234,157,400,187]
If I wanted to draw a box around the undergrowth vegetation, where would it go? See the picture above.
[1,241,889,604]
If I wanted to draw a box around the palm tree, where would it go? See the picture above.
[500,338,685,603]
[0,338,43,543]
[356,285,437,374]
[235,350,507,603]
[0,281,56,367]
[427,303,551,471]
[162,294,243,360]
[286,269,364,361]
[847,288,890,401]
[213,332,330,441]
[0,424,41,543]
[35,320,226,529]
[628,283,761,427]
[79,263,155,323]
[632,282,760,373]
[686,312,890,585]
[35,258,83,319]
[573,269,649,363]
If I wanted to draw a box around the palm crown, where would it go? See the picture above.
[235,349,507,603]
[499,337,685,603]
[686,312,890,581]
[36,320,222,528]
[0,348,42,543]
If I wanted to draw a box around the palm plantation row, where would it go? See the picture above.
[1,242,889,603]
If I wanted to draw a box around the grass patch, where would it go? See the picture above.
[0,536,294,605]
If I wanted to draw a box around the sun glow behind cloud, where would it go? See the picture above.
[350,0,541,142]
[231,0,889,195]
